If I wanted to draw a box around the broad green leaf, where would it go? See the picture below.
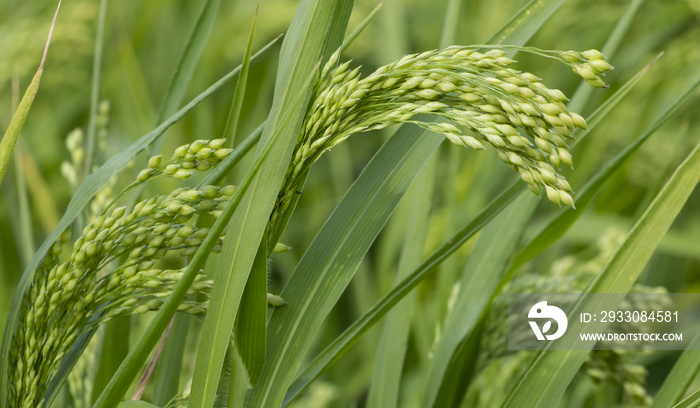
[368,4,456,406]
[503,140,700,408]
[375,189,412,292]
[233,235,268,385]
[284,181,523,406]
[229,343,251,408]
[367,153,436,408]
[91,315,131,403]
[0,1,59,186]
[0,36,280,408]
[189,1,354,406]
[423,194,535,407]
[265,0,383,248]
[256,123,443,408]
[650,332,700,408]
[151,314,191,406]
[211,19,264,391]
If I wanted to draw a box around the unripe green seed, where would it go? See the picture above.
[501,82,520,94]
[148,155,162,169]
[559,148,574,168]
[194,229,210,239]
[180,205,196,216]
[182,247,198,256]
[199,200,218,210]
[196,162,212,171]
[417,89,440,99]
[571,113,587,130]
[189,140,207,154]
[177,226,194,237]
[208,138,226,149]
[548,89,568,102]
[64,279,77,292]
[589,59,614,72]
[562,51,581,62]
[545,186,561,205]
[221,185,236,196]
[74,250,86,264]
[174,145,189,158]
[173,169,193,180]
[267,294,288,307]
[164,164,179,175]
[273,243,292,253]
[506,152,524,167]
[134,305,150,314]
[582,49,605,60]
[137,169,151,182]
[195,148,214,160]
[559,191,575,208]
[586,77,606,88]
[577,66,598,81]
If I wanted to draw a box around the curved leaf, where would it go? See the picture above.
[189,1,354,406]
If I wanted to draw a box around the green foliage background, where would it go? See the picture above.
[1,0,699,407]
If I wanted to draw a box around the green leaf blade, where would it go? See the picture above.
[234,237,268,386]
[189,2,354,405]
[0,0,60,186]
[253,125,442,408]
[367,152,436,408]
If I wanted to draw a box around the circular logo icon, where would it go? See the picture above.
[528,301,568,341]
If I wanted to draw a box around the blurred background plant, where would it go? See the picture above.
[1,0,699,407]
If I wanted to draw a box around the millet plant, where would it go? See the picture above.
[1,0,699,408]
